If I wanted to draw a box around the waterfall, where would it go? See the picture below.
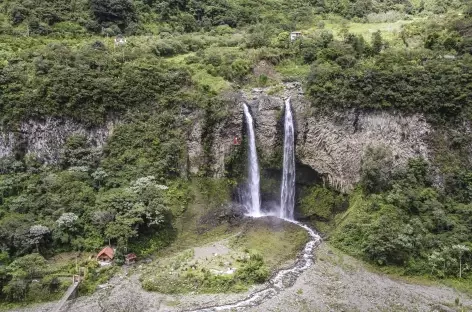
[243,104,261,217]
[280,98,295,220]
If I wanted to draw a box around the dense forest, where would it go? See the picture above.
[0,0,471,307]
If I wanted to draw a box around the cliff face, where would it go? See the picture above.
[0,118,115,164]
[297,110,430,192]
[221,83,431,192]
[0,84,432,192]
[243,83,432,192]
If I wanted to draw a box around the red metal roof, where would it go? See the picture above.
[126,253,137,260]
[96,246,114,260]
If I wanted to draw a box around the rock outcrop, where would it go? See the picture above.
[0,84,432,192]
[185,93,243,177]
[234,83,431,192]
[297,110,430,192]
[0,118,115,164]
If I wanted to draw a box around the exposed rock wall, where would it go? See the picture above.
[185,94,244,177]
[0,132,15,159]
[243,89,284,162]
[0,84,432,192]
[234,83,431,192]
[0,118,115,164]
[297,111,430,192]
[186,114,204,175]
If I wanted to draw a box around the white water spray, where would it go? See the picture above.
[280,98,295,220]
[243,104,261,217]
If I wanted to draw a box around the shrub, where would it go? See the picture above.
[154,39,187,57]
[299,186,344,220]
[360,145,394,194]
[235,253,269,283]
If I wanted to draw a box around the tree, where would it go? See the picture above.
[55,213,80,245]
[92,168,108,189]
[7,253,47,280]
[428,251,445,276]
[27,225,50,253]
[360,145,394,194]
[320,30,334,48]
[89,0,137,30]
[371,30,383,55]
[363,214,415,265]
[105,215,142,245]
[4,254,48,302]
[270,31,290,49]
[452,244,470,278]
[56,213,79,229]
[3,279,28,302]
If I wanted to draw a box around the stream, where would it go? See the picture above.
[188,218,322,312]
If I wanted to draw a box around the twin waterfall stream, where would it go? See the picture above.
[242,104,261,217]
[192,99,322,312]
[243,98,296,219]
[280,98,296,220]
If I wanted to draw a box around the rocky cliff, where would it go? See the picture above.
[297,110,430,192]
[186,82,431,191]
[0,84,431,192]
[232,83,431,192]
[0,118,115,164]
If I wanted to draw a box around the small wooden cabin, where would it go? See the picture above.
[96,246,114,262]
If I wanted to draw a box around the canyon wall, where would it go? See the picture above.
[0,118,115,164]
[0,84,431,192]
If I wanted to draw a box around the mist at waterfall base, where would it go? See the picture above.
[241,99,295,220]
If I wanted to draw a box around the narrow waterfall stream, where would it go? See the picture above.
[242,104,261,217]
[280,98,295,220]
[186,100,321,312]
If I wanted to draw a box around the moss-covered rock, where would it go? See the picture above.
[298,185,345,220]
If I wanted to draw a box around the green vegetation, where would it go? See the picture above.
[141,251,268,294]
[331,157,472,283]
[230,218,309,268]
[299,185,345,220]
[140,217,307,294]
[0,251,116,307]
[0,0,471,306]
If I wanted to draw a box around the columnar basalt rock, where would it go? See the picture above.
[0,84,432,192]
[0,118,115,164]
[297,110,430,192]
[0,132,15,159]
[243,89,283,162]
[210,83,431,192]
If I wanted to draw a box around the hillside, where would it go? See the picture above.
[0,0,472,310]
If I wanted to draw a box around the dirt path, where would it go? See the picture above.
[13,242,471,312]
[247,243,472,312]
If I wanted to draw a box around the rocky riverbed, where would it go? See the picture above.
[13,242,471,312]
